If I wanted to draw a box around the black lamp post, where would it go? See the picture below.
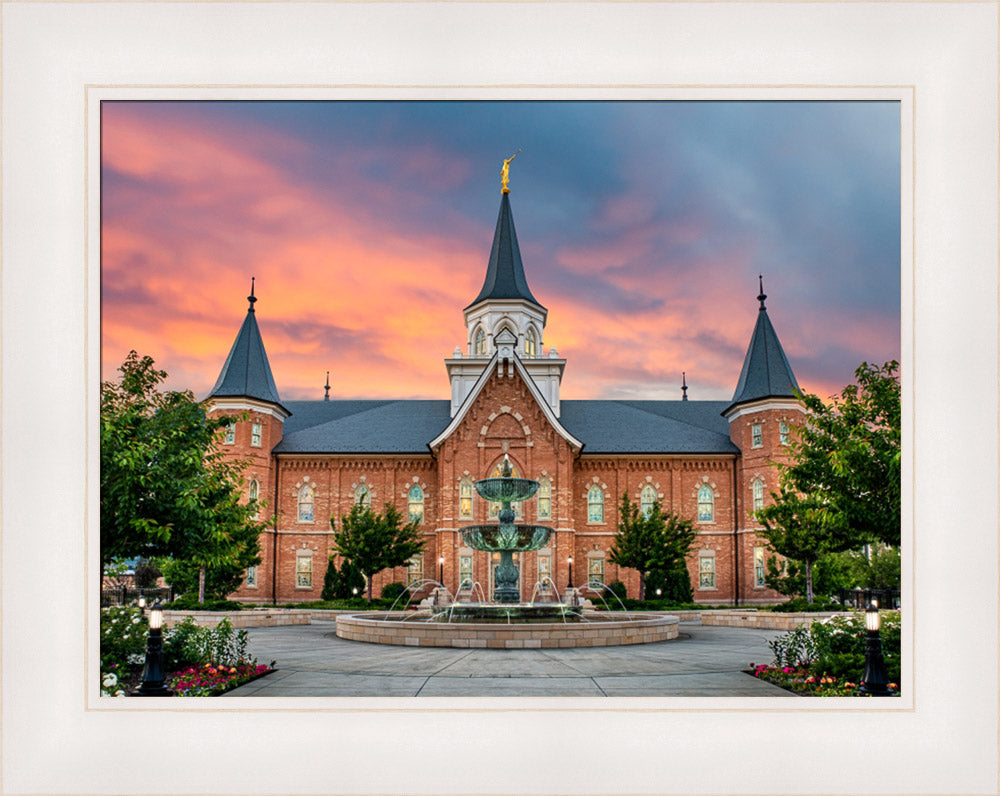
[132,602,173,697]
[859,601,891,696]
[438,556,445,586]
[567,556,574,589]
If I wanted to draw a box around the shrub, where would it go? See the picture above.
[164,594,243,612]
[100,605,149,670]
[381,582,407,601]
[600,580,628,603]
[768,624,816,668]
[162,617,251,670]
[769,597,842,613]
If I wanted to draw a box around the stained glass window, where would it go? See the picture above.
[246,565,257,588]
[751,423,763,448]
[355,484,371,507]
[224,422,236,444]
[697,485,714,522]
[588,485,604,523]
[779,422,790,446]
[699,556,715,588]
[459,555,473,587]
[640,484,657,518]
[407,554,423,585]
[474,328,487,356]
[588,556,605,588]
[297,483,314,523]
[537,479,551,519]
[459,479,473,519]
[251,422,262,447]
[754,546,767,587]
[752,479,765,513]
[408,485,424,522]
[296,555,312,588]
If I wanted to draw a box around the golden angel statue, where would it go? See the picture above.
[501,149,521,193]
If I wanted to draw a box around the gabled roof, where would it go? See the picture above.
[725,283,800,415]
[465,192,544,311]
[207,286,287,413]
[430,348,581,453]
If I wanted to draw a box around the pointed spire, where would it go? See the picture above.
[466,192,544,310]
[681,372,688,401]
[207,284,286,412]
[725,278,800,415]
[324,371,330,401]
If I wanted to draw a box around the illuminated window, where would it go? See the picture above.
[537,479,552,519]
[640,484,657,518]
[537,554,551,584]
[407,554,423,586]
[296,554,312,588]
[474,328,487,356]
[251,422,262,447]
[751,423,763,448]
[525,327,537,357]
[779,422,790,446]
[355,484,371,507]
[408,485,424,523]
[588,556,605,588]
[754,546,767,587]
[587,485,604,524]
[297,483,314,523]
[246,565,257,588]
[459,479,473,519]
[224,422,236,445]
[699,555,716,589]
[248,479,259,518]
[752,479,765,513]
[697,485,714,522]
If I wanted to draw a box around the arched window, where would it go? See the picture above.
[525,327,538,357]
[297,483,314,523]
[408,485,424,523]
[697,484,714,523]
[588,485,604,523]
[355,484,371,507]
[488,461,522,518]
[752,479,765,513]
[537,479,552,519]
[640,484,657,518]
[474,328,487,356]
[407,554,423,585]
[459,479,473,519]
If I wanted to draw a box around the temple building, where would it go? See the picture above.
[205,181,804,605]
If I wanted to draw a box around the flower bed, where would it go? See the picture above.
[749,663,899,696]
[169,662,274,696]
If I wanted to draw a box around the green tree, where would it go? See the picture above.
[330,502,424,602]
[757,361,901,602]
[101,351,266,601]
[322,557,367,601]
[608,494,696,600]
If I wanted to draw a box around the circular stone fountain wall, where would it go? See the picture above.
[335,612,679,648]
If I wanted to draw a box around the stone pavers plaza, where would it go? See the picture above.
[222,619,796,697]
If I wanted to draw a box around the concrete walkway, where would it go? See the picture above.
[222,620,796,697]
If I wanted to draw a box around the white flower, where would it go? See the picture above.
[131,617,141,624]
[114,690,125,697]
[102,673,118,688]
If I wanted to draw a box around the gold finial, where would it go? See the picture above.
[500,149,521,194]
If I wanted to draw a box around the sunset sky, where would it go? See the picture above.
[100,100,900,403]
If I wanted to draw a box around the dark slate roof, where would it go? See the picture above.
[207,298,286,411]
[466,192,544,310]
[726,296,799,413]
[275,400,453,454]
[561,400,738,454]
[272,398,737,455]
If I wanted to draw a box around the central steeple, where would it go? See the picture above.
[446,167,565,417]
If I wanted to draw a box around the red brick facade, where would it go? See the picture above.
[211,364,799,606]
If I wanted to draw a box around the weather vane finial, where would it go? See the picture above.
[757,274,767,311]
[501,149,521,194]
[248,276,257,311]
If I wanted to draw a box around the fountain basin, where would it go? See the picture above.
[335,612,679,648]
[473,477,539,503]
[431,602,578,623]
[461,525,552,551]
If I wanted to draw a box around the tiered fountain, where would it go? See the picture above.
[334,457,680,647]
